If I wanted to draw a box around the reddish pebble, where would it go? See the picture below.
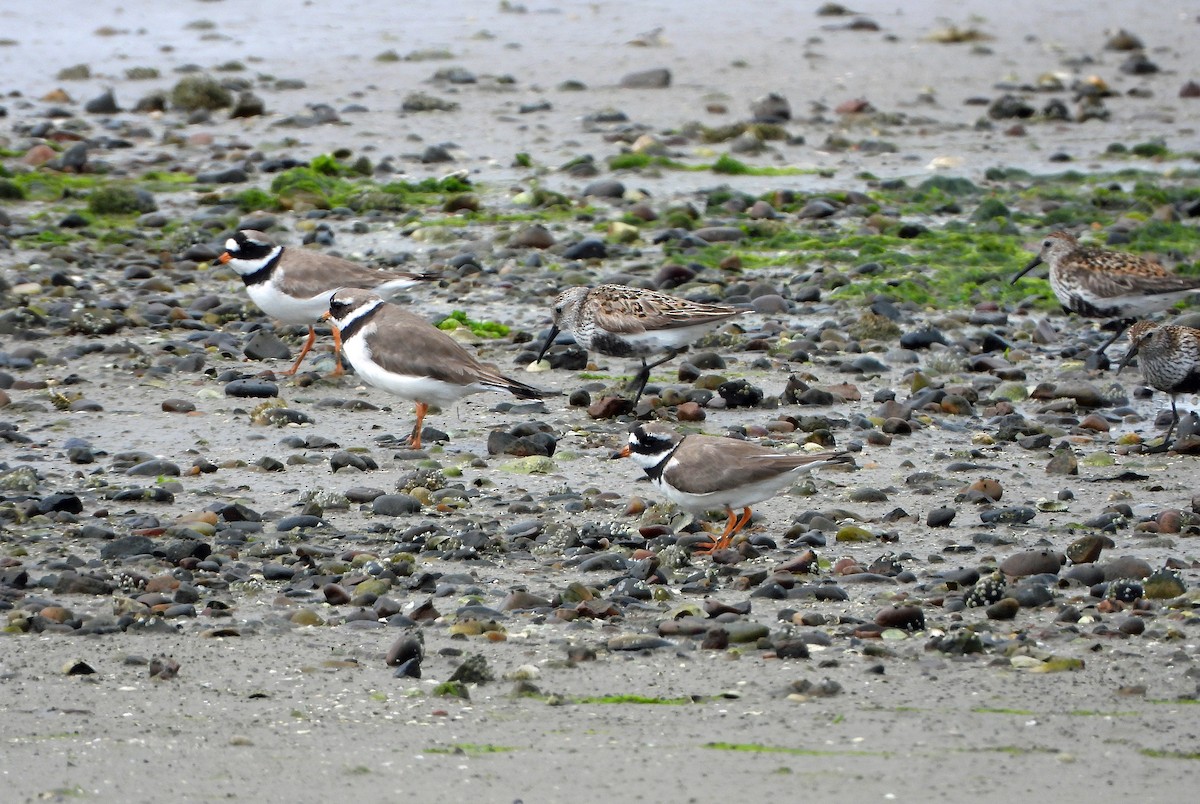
[833,557,863,575]
[23,144,57,166]
[676,401,705,421]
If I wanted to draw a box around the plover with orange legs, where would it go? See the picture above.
[323,289,542,450]
[1118,320,1200,450]
[534,284,746,403]
[219,229,437,375]
[1011,231,1200,363]
[618,422,852,554]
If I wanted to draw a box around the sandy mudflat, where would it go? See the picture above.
[1,1,1200,802]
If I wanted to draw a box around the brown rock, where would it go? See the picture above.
[874,605,925,631]
[1066,534,1111,564]
[587,396,633,419]
[509,224,555,248]
[676,401,705,421]
[23,144,57,166]
[985,597,1020,620]
[322,583,351,605]
[1000,549,1062,578]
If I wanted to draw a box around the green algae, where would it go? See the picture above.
[1139,748,1200,760]
[436,310,511,338]
[425,743,516,755]
[255,157,473,211]
[576,694,692,705]
[703,742,885,757]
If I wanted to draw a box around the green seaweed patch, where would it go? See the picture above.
[0,178,24,200]
[971,707,1036,715]
[703,742,884,757]
[138,171,196,192]
[425,743,516,755]
[432,680,469,699]
[605,151,821,177]
[262,158,473,211]
[1139,748,1200,760]
[963,745,1060,756]
[709,226,1048,309]
[608,152,691,171]
[577,694,692,705]
[711,155,822,176]
[87,186,154,215]
[437,311,510,338]
[9,171,99,202]
[17,229,81,247]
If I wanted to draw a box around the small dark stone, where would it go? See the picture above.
[126,459,181,477]
[874,605,925,631]
[330,451,378,472]
[373,494,422,516]
[322,583,352,605]
[985,597,1020,620]
[224,379,279,398]
[161,399,196,413]
[927,507,956,527]
[620,68,671,89]
[562,239,607,260]
[773,639,809,659]
[999,549,1061,578]
[85,89,120,114]
[718,379,763,408]
[100,536,156,560]
[37,492,83,515]
[448,653,493,684]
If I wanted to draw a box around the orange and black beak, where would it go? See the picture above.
[612,444,631,460]
[217,252,231,264]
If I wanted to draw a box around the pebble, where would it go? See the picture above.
[372,494,422,516]
[999,549,1062,578]
[224,379,279,398]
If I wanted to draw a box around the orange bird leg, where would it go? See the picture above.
[721,507,754,550]
[283,326,319,375]
[329,322,345,377]
[408,402,428,449]
[695,507,741,555]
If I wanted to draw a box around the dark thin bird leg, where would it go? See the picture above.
[1146,397,1180,455]
[625,349,682,402]
[1096,319,1135,357]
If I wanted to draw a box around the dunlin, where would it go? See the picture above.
[619,422,852,553]
[534,284,746,402]
[1117,320,1200,448]
[1011,231,1200,358]
[323,289,541,450]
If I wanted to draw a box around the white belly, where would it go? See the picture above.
[343,335,486,409]
[246,281,331,325]
[651,462,802,513]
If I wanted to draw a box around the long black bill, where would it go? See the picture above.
[534,324,560,363]
[1010,255,1042,284]
[1115,344,1138,375]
